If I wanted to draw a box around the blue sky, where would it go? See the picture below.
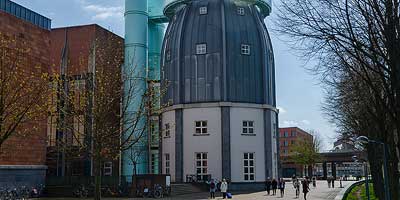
[12,0,337,150]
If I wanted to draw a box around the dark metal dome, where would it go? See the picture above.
[161,0,276,106]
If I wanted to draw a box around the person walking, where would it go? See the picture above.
[327,177,331,188]
[209,179,216,199]
[265,177,272,195]
[271,178,278,196]
[312,176,316,188]
[332,176,335,188]
[294,178,300,198]
[278,178,285,198]
[302,179,310,200]
[220,179,228,199]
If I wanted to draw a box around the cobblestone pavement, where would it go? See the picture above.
[40,181,355,200]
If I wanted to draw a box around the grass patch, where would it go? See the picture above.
[346,183,378,200]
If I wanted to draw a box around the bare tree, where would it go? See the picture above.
[276,0,400,198]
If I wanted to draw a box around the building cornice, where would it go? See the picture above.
[162,102,278,113]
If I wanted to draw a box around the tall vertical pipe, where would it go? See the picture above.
[148,22,165,80]
[123,0,149,179]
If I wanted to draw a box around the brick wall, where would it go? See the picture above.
[0,11,50,166]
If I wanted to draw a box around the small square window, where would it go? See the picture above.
[196,44,207,55]
[241,44,251,55]
[166,51,171,61]
[165,123,171,137]
[199,6,208,15]
[237,7,245,15]
[195,120,208,135]
[242,120,255,134]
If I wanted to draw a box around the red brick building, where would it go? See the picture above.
[0,0,51,186]
[47,24,124,177]
[279,127,313,177]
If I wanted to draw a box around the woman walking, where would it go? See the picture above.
[294,178,300,198]
[220,179,228,199]
[271,178,278,196]
[302,179,310,200]
[278,178,285,197]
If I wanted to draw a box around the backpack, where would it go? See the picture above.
[210,182,215,189]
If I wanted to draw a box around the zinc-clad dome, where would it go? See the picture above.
[161,0,275,106]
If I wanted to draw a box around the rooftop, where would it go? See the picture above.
[0,0,51,30]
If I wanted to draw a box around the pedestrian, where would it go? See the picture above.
[278,178,285,198]
[265,177,272,195]
[271,178,278,195]
[312,176,316,188]
[209,179,216,199]
[220,178,228,199]
[293,178,300,198]
[327,177,331,188]
[302,179,310,200]
[332,176,335,188]
[339,176,343,188]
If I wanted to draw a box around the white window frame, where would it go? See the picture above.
[196,43,207,55]
[237,7,245,15]
[243,152,255,181]
[241,44,251,55]
[199,6,208,15]
[194,120,208,135]
[165,154,170,174]
[242,120,255,135]
[165,123,171,138]
[103,162,112,176]
[195,152,208,181]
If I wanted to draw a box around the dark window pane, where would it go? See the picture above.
[196,121,201,127]
[249,121,253,127]
[250,168,254,173]
[250,160,254,166]
[244,168,248,173]
[250,175,254,180]
[202,128,207,133]
[196,153,201,159]
[196,128,201,133]
[197,161,201,166]
[244,175,248,180]
[244,160,248,166]
[202,121,207,126]
[197,168,202,174]
[244,153,248,159]
[203,161,207,166]
[249,153,254,159]
[249,128,254,133]
[243,128,247,133]
[203,153,207,159]
[243,121,247,127]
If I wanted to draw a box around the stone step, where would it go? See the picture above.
[171,183,204,196]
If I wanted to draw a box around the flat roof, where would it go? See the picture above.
[0,0,51,30]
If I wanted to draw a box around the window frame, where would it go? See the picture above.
[165,153,170,174]
[199,6,208,15]
[242,120,255,135]
[196,43,207,55]
[241,44,251,55]
[164,123,171,138]
[237,7,245,15]
[194,120,208,135]
[243,152,255,181]
[103,161,113,176]
[195,152,208,181]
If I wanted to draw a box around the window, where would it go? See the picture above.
[195,152,208,181]
[237,7,245,15]
[151,153,157,174]
[165,154,170,174]
[166,50,171,61]
[243,153,255,181]
[165,123,171,137]
[73,115,85,146]
[291,140,295,145]
[241,44,250,55]
[242,120,254,134]
[104,162,112,176]
[195,121,208,135]
[291,131,296,137]
[196,44,207,55]
[199,6,208,15]
[284,131,289,138]
[284,141,289,147]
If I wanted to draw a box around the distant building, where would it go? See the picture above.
[46,24,124,177]
[279,127,313,178]
[0,0,51,186]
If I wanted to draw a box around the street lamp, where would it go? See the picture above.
[356,136,391,200]
[352,155,370,200]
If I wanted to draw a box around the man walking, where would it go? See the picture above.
[265,177,272,195]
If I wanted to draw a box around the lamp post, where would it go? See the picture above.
[352,155,370,200]
[356,136,391,200]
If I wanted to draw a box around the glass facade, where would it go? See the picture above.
[0,0,51,30]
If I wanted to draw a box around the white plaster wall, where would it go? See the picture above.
[182,107,222,181]
[271,112,279,179]
[161,110,176,182]
[230,107,266,182]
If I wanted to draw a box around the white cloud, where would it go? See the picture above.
[77,0,123,21]
[282,120,299,127]
[301,120,311,125]
[277,106,286,114]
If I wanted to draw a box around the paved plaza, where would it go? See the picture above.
[40,180,354,200]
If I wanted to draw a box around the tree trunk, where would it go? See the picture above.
[94,150,102,200]
[368,147,385,200]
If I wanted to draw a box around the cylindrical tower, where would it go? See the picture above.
[123,0,149,178]
[160,0,278,188]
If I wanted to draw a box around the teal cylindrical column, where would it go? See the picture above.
[148,22,165,80]
[123,0,149,179]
